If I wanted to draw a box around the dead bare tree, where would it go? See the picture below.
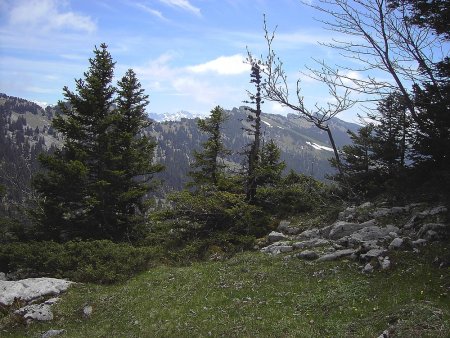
[258,16,356,173]
[304,0,448,127]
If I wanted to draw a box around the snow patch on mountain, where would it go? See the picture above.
[306,141,334,152]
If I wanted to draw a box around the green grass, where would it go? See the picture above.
[2,243,449,337]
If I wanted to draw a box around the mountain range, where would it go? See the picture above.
[0,93,360,198]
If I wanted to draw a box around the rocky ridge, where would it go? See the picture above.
[260,202,449,272]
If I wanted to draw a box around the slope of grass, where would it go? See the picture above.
[2,243,449,337]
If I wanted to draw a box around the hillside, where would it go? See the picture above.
[0,93,359,194]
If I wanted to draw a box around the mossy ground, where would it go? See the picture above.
[2,243,448,337]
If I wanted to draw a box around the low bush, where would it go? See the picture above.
[0,240,161,284]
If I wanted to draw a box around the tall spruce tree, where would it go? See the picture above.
[244,56,263,202]
[33,44,161,241]
[188,106,229,188]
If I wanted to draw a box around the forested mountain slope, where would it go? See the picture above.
[0,93,359,196]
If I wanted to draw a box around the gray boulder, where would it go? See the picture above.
[15,303,54,321]
[379,256,391,270]
[260,242,293,255]
[363,263,374,273]
[296,250,319,260]
[0,278,73,306]
[361,248,387,260]
[388,237,404,250]
[349,224,399,242]
[317,249,356,262]
[417,223,448,240]
[296,228,320,240]
[328,219,376,240]
[41,329,67,338]
[277,221,301,235]
[411,238,427,247]
[268,231,288,243]
[292,238,330,249]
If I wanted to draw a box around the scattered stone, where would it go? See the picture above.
[420,205,447,216]
[418,223,448,239]
[338,206,356,221]
[379,256,391,270]
[349,224,398,242]
[377,328,390,338]
[0,272,6,281]
[15,303,54,321]
[411,238,427,247]
[292,238,329,250]
[296,250,319,260]
[363,263,374,273]
[260,242,293,255]
[359,202,373,209]
[388,232,398,238]
[83,305,93,319]
[388,237,404,250]
[0,277,74,306]
[277,221,301,235]
[371,208,392,218]
[328,221,366,240]
[296,228,320,240]
[317,249,356,262]
[268,231,288,243]
[41,329,66,338]
[361,248,386,260]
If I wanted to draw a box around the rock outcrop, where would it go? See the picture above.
[0,277,74,324]
[260,203,448,272]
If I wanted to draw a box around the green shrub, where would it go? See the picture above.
[255,174,330,215]
[0,240,161,284]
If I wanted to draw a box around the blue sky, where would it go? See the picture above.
[0,0,370,122]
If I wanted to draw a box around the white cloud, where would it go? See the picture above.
[172,77,222,104]
[187,54,250,75]
[157,0,200,16]
[268,102,291,116]
[8,0,96,32]
[135,3,167,21]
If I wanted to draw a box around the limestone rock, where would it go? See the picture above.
[388,237,404,250]
[417,223,448,240]
[83,305,93,319]
[41,329,67,338]
[296,250,319,260]
[349,224,399,242]
[268,231,288,243]
[379,256,391,270]
[0,277,73,306]
[0,272,6,281]
[317,249,356,262]
[411,238,427,247]
[15,303,54,321]
[292,238,330,249]
[361,248,386,260]
[296,228,320,240]
[277,221,301,235]
[260,242,293,255]
[328,220,375,240]
[363,263,374,273]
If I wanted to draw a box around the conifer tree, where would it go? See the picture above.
[189,106,229,188]
[331,124,378,198]
[370,92,413,176]
[33,44,161,241]
[244,56,263,201]
[256,139,286,187]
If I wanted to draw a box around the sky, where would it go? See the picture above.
[0,0,374,122]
